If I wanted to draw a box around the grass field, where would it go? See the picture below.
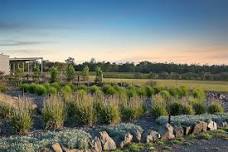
[102,78,228,92]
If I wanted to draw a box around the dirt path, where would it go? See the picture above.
[172,138,228,152]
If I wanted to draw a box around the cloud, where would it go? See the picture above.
[0,40,52,46]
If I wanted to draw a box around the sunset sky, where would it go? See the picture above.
[0,0,228,64]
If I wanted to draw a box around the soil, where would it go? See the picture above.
[172,138,228,152]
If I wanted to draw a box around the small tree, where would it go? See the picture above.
[95,66,103,84]
[15,67,24,85]
[49,67,59,83]
[82,65,89,81]
[65,64,76,82]
[33,66,41,82]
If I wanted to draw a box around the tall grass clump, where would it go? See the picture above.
[42,96,64,129]
[151,95,168,118]
[192,102,206,114]
[94,96,121,124]
[120,96,145,121]
[208,101,224,114]
[102,84,117,96]
[66,94,95,126]
[0,101,12,119]
[10,100,33,135]
[62,85,72,101]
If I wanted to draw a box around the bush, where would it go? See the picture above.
[208,102,224,114]
[89,85,101,95]
[49,67,59,83]
[94,97,120,124]
[151,95,168,118]
[159,90,171,99]
[192,102,206,115]
[10,101,33,135]
[35,84,47,96]
[192,88,205,101]
[66,94,94,126]
[65,64,76,82]
[168,102,183,116]
[126,86,137,98]
[181,103,194,115]
[0,102,11,119]
[42,96,64,129]
[144,86,154,97]
[102,85,117,96]
[48,86,57,95]
[62,85,72,100]
[51,82,61,91]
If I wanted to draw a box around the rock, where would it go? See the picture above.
[192,121,208,134]
[131,129,142,142]
[183,126,191,135]
[99,131,116,151]
[142,130,160,143]
[51,143,63,152]
[207,120,217,131]
[91,137,102,152]
[40,148,53,152]
[119,132,133,148]
[159,123,175,140]
[174,126,184,138]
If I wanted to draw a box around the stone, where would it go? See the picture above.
[99,131,116,151]
[192,121,208,134]
[183,126,191,135]
[40,148,53,152]
[131,129,142,142]
[159,123,175,140]
[142,130,160,143]
[91,137,102,152]
[51,143,63,152]
[174,126,184,138]
[207,120,217,131]
[119,132,133,148]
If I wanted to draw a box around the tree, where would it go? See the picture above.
[65,57,75,65]
[49,67,59,83]
[82,65,89,81]
[33,66,41,82]
[65,64,76,82]
[95,66,103,84]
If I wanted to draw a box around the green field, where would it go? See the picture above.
[103,78,228,92]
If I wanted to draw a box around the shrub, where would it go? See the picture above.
[28,83,37,93]
[10,101,33,135]
[48,86,57,95]
[192,88,205,101]
[95,66,103,84]
[51,82,61,91]
[35,84,47,96]
[62,85,72,100]
[102,85,117,96]
[49,67,59,83]
[168,102,183,116]
[67,94,94,126]
[81,65,90,81]
[120,97,145,121]
[42,96,64,129]
[126,86,137,98]
[151,95,168,118]
[192,102,206,115]
[0,102,11,119]
[65,64,76,82]
[94,97,120,124]
[144,86,154,97]
[159,90,171,99]
[89,85,101,95]
[208,102,224,114]
[181,103,194,115]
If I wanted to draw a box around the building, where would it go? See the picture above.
[0,54,10,75]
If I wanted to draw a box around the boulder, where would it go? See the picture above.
[174,126,184,138]
[131,129,142,142]
[192,121,208,134]
[207,120,217,131]
[51,143,63,152]
[142,130,160,143]
[183,126,191,135]
[99,131,116,151]
[40,148,53,152]
[159,123,175,140]
[119,132,133,148]
[91,137,102,152]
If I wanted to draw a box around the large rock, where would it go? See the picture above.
[192,121,208,134]
[91,137,102,152]
[99,131,116,151]
[51,143,63,152]
[174,126,184,138]
[119,132,133,148]
[142,130,160,143]
[131,129,142,142]
[207,120,217,131]
[183,126,191,135]
[159,123,175,140]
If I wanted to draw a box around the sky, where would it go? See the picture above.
[0,0,228,64]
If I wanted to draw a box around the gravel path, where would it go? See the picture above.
[172,138,228,152]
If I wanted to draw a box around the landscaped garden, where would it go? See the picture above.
[0,64,227,152]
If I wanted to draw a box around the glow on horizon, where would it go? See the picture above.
[0,0,228,65]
